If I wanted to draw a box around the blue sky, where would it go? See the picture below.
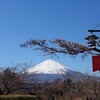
[0,0,100,75]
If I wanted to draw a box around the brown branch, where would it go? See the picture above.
[20,38,92,56]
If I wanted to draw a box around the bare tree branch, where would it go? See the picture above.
[20,38,92,56]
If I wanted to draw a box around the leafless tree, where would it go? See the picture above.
[73,75,100,100]
[0,63,32,95]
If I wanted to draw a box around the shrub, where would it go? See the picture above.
[0,95,37,100]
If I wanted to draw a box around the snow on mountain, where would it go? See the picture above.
[27,59,96,82]
[27,59,69,74]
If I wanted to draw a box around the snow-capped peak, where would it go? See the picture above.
[27,59,68,74]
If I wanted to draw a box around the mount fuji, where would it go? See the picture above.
[27,59,84,82]
[27,59,68,75]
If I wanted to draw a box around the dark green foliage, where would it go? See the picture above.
[0,95,37,100]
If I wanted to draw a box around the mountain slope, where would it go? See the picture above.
[27,59,69,74]
[27,59,92,82]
